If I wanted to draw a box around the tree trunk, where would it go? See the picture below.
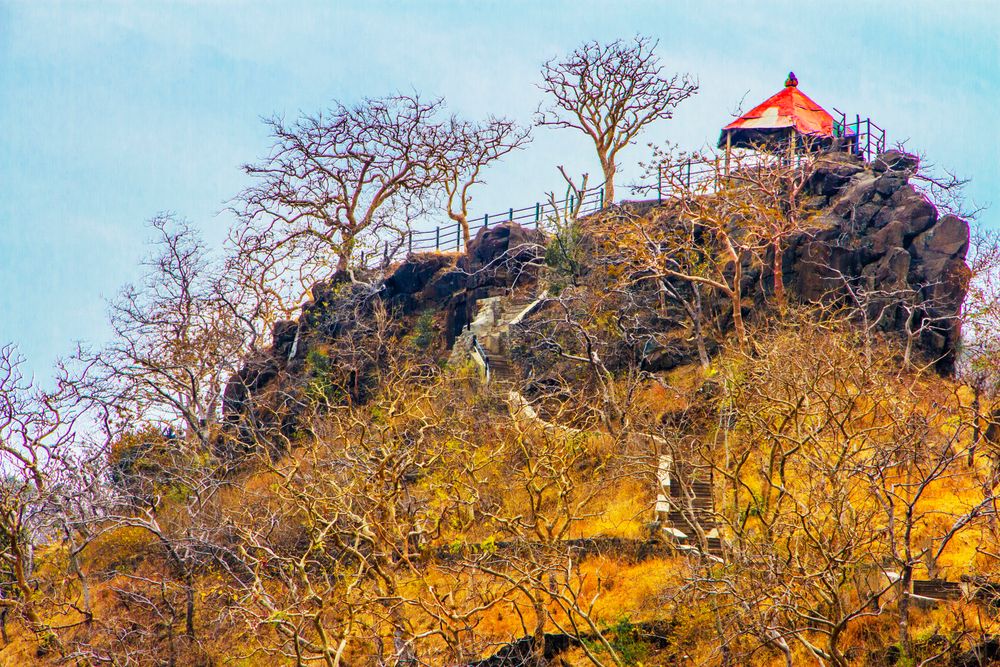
[691,285,710,368]
[772,237,786,308]
[337,229,357,272]
[970,386,981,466]
[388,598,416,666]
[532,597,547,667]
[601,155,616,205]
[898,564,914,662]
[730,291,746,346]
[336,249,351,273]
[459,215,471,249]
[9,537,59,653]
[184,570,196,639]
[722,240,746,346]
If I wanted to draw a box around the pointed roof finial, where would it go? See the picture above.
[785,71,798,88]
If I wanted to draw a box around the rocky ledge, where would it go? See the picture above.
[790,149,970,372]
[223,149,971,429]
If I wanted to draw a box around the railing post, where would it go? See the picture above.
[569,194,574,213]
[435,226,439,251]
[866,118,872,161]
[658,167,662,204]
[855,114,861,157]
[484,212,489,229]
[509,207,513,222]
[687,160,692,189]
[599,188,604,209]
[725,131,732,178]
[456,221,460,251]
[535,202,540,223]
[408,230,412,254]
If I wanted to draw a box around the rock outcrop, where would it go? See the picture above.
[787,150,970,372]
[222,222,547,428]
[224,150,971,435]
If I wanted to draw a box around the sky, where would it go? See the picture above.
[1,0,998,381]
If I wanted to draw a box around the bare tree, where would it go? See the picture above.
[224,352,508,666]
[232,93,449,311]
[536,36,698,204]
[960,227,1000,467]
[440,116,531,246]
[69,215,250,449]
[0,344,76,656]
[860,400,993,664]
[693,319,899,665]
[637,154,759,345]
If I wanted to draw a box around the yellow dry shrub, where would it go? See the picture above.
[84,525,156,574]
[571,477,650,539]
[573,556,682,623]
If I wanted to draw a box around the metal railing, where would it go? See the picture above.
[357,109,884,265]
[655,114,886,203]
[406,187,605,253]
[657,157,728,201]
[657,152,808,202]
[832,109,886,163]
[470,334,490,383]
[360,185,605,266]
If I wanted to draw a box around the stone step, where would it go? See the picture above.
[666,499,714,511]
[506,298,536,309]
[672,534,723,557]
[913,579,963,600]
[671,484,714,497]
[666,510,715,525]
[487,355,517,382]
[670,484,713,505]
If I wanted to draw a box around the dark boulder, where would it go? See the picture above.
[866,246,911,290]
[384,253,455,297]
[223,355,283,417]
[912,214,971,262]
[873,185,937,236]
[467,221,545,270]
[869,219,906,258]
[952,637,1000,667]
[809,153,865,198]
[872,150,919,174]
[271,320,298,358]
[829,173,879,220]
[792,237,859,302]
[423,268,468,302]
[781,153,969,373]
[874,172,906,197]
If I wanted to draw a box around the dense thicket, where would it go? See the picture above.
[2,36,999,667]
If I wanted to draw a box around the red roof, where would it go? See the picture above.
[722,73,839,142]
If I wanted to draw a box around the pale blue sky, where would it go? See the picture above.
[1,0,997,380]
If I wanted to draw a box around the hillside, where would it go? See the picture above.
[4,145,1000,667]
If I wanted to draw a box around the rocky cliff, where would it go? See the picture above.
[223,150,971,435]
[789,150,970,371]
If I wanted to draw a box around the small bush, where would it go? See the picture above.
[585,616,650,666]
[411,310,437,351]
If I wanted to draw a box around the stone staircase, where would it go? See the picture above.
[657,457,721,558]
[486,353,517,384]
[453,290,723,560]
[666,476,722,557]
[450,292,542,386]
